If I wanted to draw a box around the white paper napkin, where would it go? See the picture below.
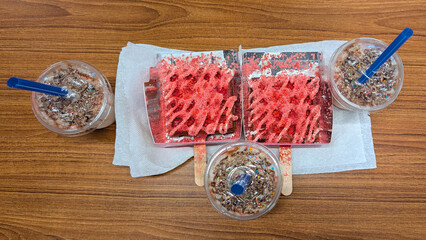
[113,41,376,177]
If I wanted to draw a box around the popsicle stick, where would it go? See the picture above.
[279,146,292,196]
[194,144,207,186]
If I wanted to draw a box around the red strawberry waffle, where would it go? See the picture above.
[243,52,333,145]
[145,51,241,145]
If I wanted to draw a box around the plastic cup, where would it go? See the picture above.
[205,142,282,220]
[31,60,115,136]
[328,38,404,112]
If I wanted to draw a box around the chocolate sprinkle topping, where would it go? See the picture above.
[35,66,104,130]
[209,147,278,216]
[334,43,400,107]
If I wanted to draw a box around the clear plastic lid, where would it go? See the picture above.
[205,142,282,220]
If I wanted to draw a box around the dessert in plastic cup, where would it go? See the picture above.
[328,38,404,112]
[205,142,282,220]
[31,60,115,136]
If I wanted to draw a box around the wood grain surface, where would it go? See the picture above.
[1,0,425,239]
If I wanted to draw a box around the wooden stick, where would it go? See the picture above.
[194,144,207,186]
[279,146,292,196]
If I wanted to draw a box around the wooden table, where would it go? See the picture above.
[1,0,425,239]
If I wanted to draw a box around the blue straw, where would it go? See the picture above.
[230,173,251,195]
[357,28,413,84]
[7,77,69,97]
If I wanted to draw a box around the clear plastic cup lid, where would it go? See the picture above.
[205,142,283,220]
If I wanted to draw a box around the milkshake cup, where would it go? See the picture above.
[328,38,404,112]
[31,60,115,136]
[205,142,282,220]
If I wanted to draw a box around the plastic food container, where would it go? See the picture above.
[205,142,282,220]
[328,38,404,112]
[31,60,115,136]
[144,50,242,146]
